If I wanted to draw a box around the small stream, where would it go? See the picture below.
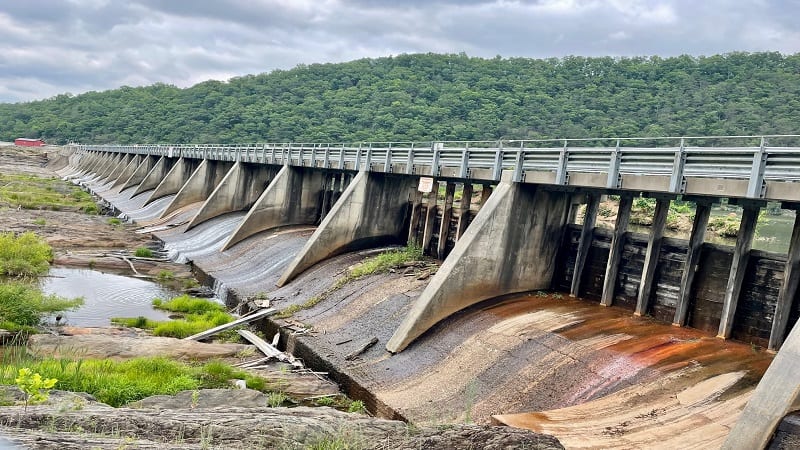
[39,266,180,327]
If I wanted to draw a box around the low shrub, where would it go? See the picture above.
[0,231,53,277]
[0,283,83,331]
[133,247,153,258]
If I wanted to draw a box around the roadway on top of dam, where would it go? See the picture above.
[78,134,800,204]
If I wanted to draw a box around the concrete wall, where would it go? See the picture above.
[222,165,327,250]
[387,182,571,352]
[278,171,415,286]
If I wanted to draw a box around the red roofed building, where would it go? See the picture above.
[14,138,45,147]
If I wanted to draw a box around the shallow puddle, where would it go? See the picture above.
[40,266,179,326]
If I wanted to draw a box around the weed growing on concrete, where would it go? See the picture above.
[0,231,53,277]
[275,244,424,319]
[314,396,336,406]
[133,247,153,258]
[107,217,122,226]
[32,218,46,226]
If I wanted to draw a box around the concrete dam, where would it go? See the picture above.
[57,136,800,449]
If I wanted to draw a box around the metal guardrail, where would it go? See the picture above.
[75,135,800,200]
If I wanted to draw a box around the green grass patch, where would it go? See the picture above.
[152,295,226,314]
[113,296,232,338]
[32,218,46,226]
[0,356,268,407]
[107,217,122,226]
[275,244,424,319]
[0,173,99,213]
[133,247,153,258]
[0,231,53,277]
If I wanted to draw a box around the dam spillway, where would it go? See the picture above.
[56,136,800,448]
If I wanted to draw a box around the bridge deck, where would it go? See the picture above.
[77,135,800,203]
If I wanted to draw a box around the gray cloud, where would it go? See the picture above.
[0,0,798,102]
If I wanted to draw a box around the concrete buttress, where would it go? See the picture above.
[143,157,201,206]
[721,318,800,449]
[386,182,571,353]
[111,155,141,188]
[160,159,233,219]
[277,170,415,286]
[132,156,174,197]
[221,165,327,251]
[121,155,157,192]
[185,161,276,231]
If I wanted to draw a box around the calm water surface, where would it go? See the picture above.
[40,266,177,327]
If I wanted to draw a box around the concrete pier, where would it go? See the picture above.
[186,162,277,230]
[278,171,415,286]
[387,182,570,353]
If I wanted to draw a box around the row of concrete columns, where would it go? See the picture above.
[408,182,494,259]
[568,194,800,352]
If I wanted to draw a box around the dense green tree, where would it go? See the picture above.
[0,52,798,145]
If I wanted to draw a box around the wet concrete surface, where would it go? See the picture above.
[75,161,776,449]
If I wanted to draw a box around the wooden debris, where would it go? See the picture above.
[334,338,353,346]
[345,337,379,360]
[183,308,276,341]
[237,329,304,368]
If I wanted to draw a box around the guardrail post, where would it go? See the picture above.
[385,143,392,173]
[459,143,470,179]
[606,139,622,189]
[669,138,686,193]
[492,142,504,181]
[338,144,345,169]
[365,143,373,171]
[285,144,291,166]
[311,144,318,167]
[747,136,768,198]
[431,142,442,177]
[406,143,415,174]
[355,144,362,171]
[555,139,569,185]
[512,141,525,182]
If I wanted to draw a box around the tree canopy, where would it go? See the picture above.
[1,52,798,144]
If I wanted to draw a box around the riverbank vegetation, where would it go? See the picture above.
[1,53,798,144]
[0,283,83,333]
[0,173,98,213]
[112,295,235,339]
[0,231,53,277]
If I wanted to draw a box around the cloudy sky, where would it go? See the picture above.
[1,0,799,103]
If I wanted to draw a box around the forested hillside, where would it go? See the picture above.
[1,52,798,144]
